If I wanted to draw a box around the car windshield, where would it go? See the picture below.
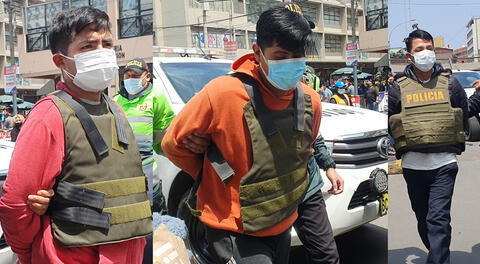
[160,62,232,102]
[452,71,480,88]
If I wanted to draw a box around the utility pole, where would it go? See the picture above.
[8,0,17,115]
[203,2,208,48]
[350,0,358,96]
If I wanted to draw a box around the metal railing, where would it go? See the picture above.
[118,14,153,39]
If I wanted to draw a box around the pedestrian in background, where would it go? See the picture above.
[365,81,378,111]
[10,114,25,142]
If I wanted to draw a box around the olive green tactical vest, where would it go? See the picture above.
[389,75,465,155]
[239,76,313,234]
[49,91,152,247]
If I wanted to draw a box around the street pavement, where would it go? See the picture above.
[289,213,388,264]
[388,143,480,264]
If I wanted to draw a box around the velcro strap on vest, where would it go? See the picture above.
[55,181,105,210]
[55,90,109,157]
[103,94,129,145]
[207,143,234,184]
[79,176,147,198]
[293,83,305,132]
[50,206,111,230]
[103,200,152,225]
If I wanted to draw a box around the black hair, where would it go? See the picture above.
[256,2,315,54]
[48,6,111,55]
[405,29,434,53]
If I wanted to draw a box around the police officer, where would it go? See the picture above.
[0,7,152,263]
[388,29,468,264]
[330,80,352,106]
[113,58,175,213]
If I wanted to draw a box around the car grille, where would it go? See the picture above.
[348,180,378,210]
[331,130,388,169]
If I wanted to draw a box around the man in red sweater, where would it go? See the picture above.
[0,7,151,264]
[162,3,322,264]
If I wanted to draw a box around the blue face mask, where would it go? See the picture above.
[338,88,346,94]
[123,77,146,95]
[260,49,306,91]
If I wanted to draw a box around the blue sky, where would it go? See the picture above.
[388,1,480,50]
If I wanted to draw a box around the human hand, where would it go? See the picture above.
[326,168,344,195]
[27,189,54,215]
[182,133,211,154]
[472,80,480,91]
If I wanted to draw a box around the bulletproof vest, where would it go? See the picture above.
[389,75,465,155]
[332,94,351,106]
[48,90,152,247]
[239,75,313,233]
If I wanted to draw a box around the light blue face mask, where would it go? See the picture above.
[260,49,306,91]
[123,77,146,95]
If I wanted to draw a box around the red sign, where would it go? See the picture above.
[351,95,360,104]
[3,65,16,75]
[224,41,237,60]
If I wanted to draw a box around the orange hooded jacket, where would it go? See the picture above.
[162,53,322,236]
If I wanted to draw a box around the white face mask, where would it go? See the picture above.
[61,48,119,92]
[411,49,436,72]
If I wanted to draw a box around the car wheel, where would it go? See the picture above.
[176,189,216,264]
[466,116,480,141]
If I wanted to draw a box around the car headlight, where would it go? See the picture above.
[370,168,388,194]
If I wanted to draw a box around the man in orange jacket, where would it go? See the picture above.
[162,3,322,263]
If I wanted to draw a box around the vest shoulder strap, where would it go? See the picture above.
[54,90,109,157]
[103,94,129,145]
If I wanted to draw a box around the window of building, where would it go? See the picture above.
[347,9,359,29]
[25,0,107,52]
[246,0,277,24]
[467,29,473,39]
[323,6,341,26]
[468,47,474,55]
[325,35,343,56]
[190,0,244,14]
[365,0,387,31]
[119,0,153,39]
[306,32,322,59]
[235,31,246,49]
[248,31,257,46]
[191,26,234,49]
[292,1,318,24]
[468,39,474,47]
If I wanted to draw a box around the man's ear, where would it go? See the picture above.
[52,53,65,68]
[405,52,414,63]
[252,44,261,63]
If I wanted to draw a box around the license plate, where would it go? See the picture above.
[379,193,388,216]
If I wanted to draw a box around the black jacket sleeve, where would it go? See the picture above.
[448,77,469,128]
[468,92,480,118]
[388,82,401,118]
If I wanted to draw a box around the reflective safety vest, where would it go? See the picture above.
[48,90,152,247]
[113,83,175,201]
[186,73,313,234]
[389,75,465,156]
[307,72,321,92]
[331,94,351,106]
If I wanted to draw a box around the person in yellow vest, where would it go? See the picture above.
[330,80,352,106]
[113,58,175,214]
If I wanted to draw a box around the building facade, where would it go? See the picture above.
[0,0,49,102]
[18,0,154,97]
[154,0,386,79]
[467,18,480,62]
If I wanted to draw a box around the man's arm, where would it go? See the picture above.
[0,101,64,263]
[312,135,343,194]
[468,80,480,117]
[388,83,401,118]
[153,92,176,154]
[161,87,215,178]
[449,77,469,127]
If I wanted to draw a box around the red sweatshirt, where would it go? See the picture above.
[0,83,146,264]
[162,54,322,236]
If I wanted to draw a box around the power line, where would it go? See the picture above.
[155,11,261,30]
